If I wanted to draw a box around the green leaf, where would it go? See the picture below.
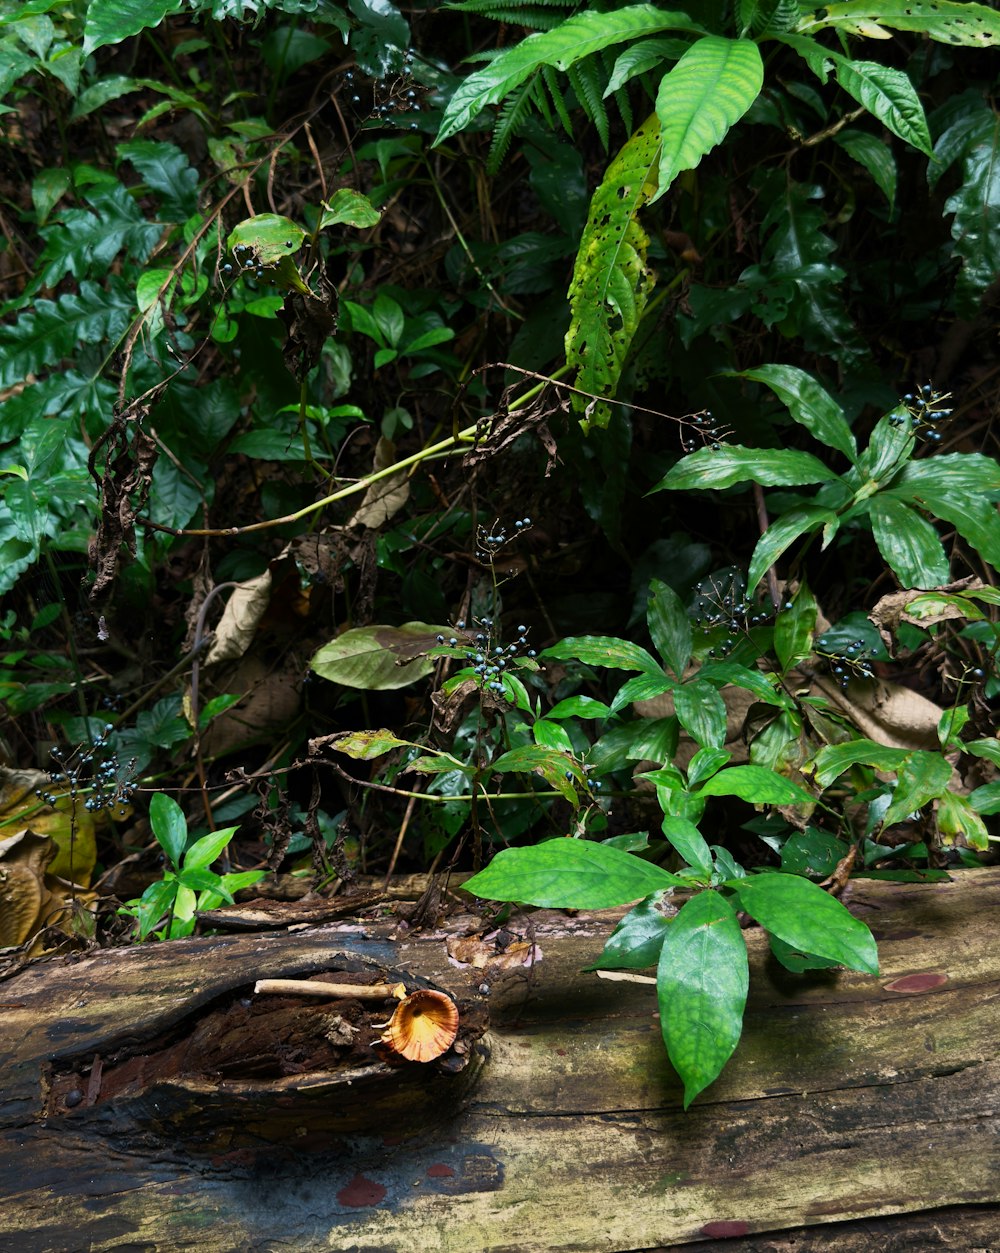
[730,872,879,974]
[564,114,660,429]
[883,751,954,825]
[547,695,612,720]
[589,717,679,773]
[868,496,950,589]
[808,739,908,788]
[148,793,187,871]
[769,933,841,972]
[319,188,381,230]
[695,764,815,806]
[654,36,764,201]
[774,580,817,674]
[888,455,1000,565]
[834,129,897,212]
[117,139,199,221]
[799,0,1000,47]
[310,623,445,690]
[436,7,702,144]
[326,729,414,759]
[647,578,691,679]
[588,890,674,970]
[673,680,727,749]
[831,59,931,155]
[490,743,583,803]
[748,507,837,595]
[183,825,241,872]
[610,671,674,714]
[605,37,689,96]
[780,828,850,878]
[698,661,793,707]
[83,0,183,54]
[660,814,713,877]
[735,364,856,462]
[134,878,178,941]
[541,634,662,674]
[651,446,838,493]
[686,746,731,789]
[656,889,748,1107]
[966,738,1000,769]
[943,114,1000,315]
[936,790,990,850]
[463,839,686,909]
[968,781,1000,816]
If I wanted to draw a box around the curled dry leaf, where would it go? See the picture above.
[380,989,459,1063]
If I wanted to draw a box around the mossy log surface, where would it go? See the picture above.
[1,867,999,1251]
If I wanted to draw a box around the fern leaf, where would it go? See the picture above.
[437,6,705,144]
[541,65,574,137]
[487,79,540,174]
[0,278,135,390]
[567,58,610,150]
[565,114,661,431]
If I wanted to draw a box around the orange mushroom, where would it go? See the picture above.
[380,989,459,1063]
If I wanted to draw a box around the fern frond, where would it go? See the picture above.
[486,78,540,174]
[567,58,610,150]
[541,64,575,138]
[445,0,577,29]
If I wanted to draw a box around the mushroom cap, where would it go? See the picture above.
[380,989,459,1062]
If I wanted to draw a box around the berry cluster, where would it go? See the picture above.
[36,725,138,817]
[891,384,952,443]
[814,635,875,691]
[680,410,731,453]
[691,568,785,659]
[221,243,273,284]
[477,517,531,562]
[342,56,423,130]
[436,617,537,698]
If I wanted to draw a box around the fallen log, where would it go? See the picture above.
[1,867,998,1251]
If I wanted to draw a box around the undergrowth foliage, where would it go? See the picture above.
[0,0,998,1105]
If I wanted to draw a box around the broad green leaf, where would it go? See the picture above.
[542,634,662,674]
[937,790,990,850]
[463,839,686,909]
[547,695,612,720]
[532,718,575,754]
[808,739,908,788]
[660,814,713,877]
[564,115,660,429]
[888,455,1000,565]
[774,580,817,674]
[148,793,187,871]
[490,744,584,803]
[310,623,445,690]
[868,496,950,588]
[604,37,689,96]
[117,139,199,221]
[83,0,183,54]
[319,188,381,230]
[589,717,679,773]
[831,59,931,155]
[735,364,856,462]
[135,878,178,940]
[651,446,838,493]
[653,36,764,199]
[729,872,879,974]
[748,507,837,595]
[686,746,731,789]
[183,825,241,872]
[856,411,915,484]
[588,891,674,970]
[647,577,691,679]
[968,781,1000,816]
[698,661,793,707]
[436,7,702,143]
[695,764,814,806]
[966,738,1000,768]
[883,751,954,825]
[227,213,306,266]
[834,129,897,212]
[326,729,414,759]
[673,680,727,749]
[406,754,472,775]
[610,671,674,714]
[657,889,748,1107]
[943,114,1000,315]
[781,828,850,878]
[769,933,840,972]
[799,0,1000,47]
